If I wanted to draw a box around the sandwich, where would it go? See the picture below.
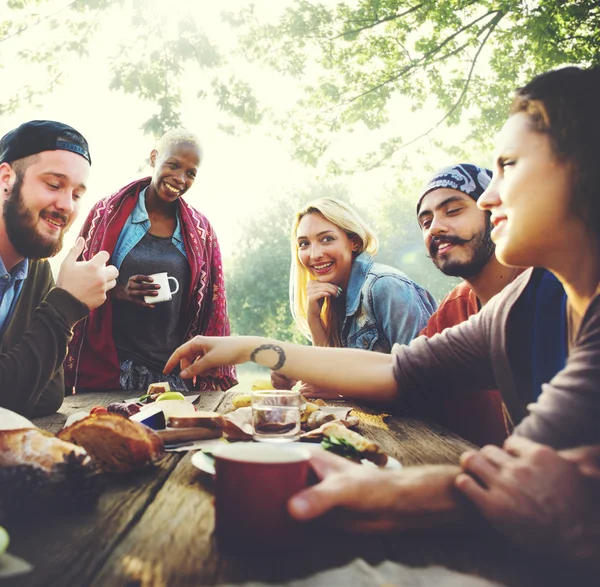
[320,422,388,466]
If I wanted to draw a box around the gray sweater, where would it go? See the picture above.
[393,268,600,449]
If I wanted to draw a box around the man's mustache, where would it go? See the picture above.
[429,234,473,256]
[43,210,69,227]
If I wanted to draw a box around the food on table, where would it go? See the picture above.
[0,525,8,556]
[155,391,186,402]
[106,402,141,418]
[251,379,275,391]
[148,382,170,394]
[167,412,226,429]
[305,410,336,430]
[138,382,171,404]
[320,422,388,466]
[157,427,222,445]
[0,428,101,519]
[90,406,109,415]
[231,394,252,409]
[142,399,196,420]
[57,414,165,474]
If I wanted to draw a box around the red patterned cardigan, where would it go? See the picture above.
[64,177,237,392]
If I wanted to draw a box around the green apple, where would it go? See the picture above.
[155,391,186,402]
[0,525,9,556]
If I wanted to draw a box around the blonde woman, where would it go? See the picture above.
[282,199,435,383]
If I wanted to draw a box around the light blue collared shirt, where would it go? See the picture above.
[0,254,29,337]
[112,187,187,269]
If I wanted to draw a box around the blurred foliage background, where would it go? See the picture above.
[1,0,597,341]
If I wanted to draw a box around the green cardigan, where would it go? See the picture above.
[0,259,88,417]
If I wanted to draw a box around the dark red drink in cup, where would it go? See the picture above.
[214,443,311,553]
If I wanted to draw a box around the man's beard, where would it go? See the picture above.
[3,174,68,259]
[429,217,495,279]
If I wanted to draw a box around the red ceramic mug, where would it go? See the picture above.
[214,443,311,553]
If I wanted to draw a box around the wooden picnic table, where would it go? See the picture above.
[3,389,580,587]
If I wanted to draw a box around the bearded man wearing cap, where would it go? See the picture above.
[415,163,567,446]
[0,120,118,417]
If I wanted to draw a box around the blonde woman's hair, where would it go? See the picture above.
[290,198,378,347]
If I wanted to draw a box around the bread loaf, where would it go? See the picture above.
[0,429,100,520]
[57,413,165,474]
[0,428,89,471]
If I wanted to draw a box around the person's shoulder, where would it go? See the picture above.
[438,281,474,305]
[370,261,407,279]
[178,198,213,228]
[367,266,421,295]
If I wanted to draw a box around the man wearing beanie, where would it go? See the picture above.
[0,120,118,417]
[416,163,565,446]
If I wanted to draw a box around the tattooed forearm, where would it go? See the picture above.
[250,344,286,371]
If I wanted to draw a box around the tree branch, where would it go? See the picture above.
[0,0,79,47]
[360,11,505,171]
[332,10,503,110]
[329,3,425,41]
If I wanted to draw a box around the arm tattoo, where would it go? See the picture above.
[250,344,286,371]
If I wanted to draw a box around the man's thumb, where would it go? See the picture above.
[66,236,85,262]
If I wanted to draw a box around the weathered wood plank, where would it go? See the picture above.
[89,453,218,586]
[90,453,389,587]
[2,454,181,587]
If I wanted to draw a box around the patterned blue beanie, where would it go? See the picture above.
[416,163,493,213]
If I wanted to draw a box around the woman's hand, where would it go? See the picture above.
[298,382,343,400]
[306,281,341,321]
[111,274,160,307]
[164,336,258,378]
[271,371,297,390]
[288,449,462,532]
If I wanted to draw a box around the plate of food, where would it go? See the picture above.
[190,423,401,477]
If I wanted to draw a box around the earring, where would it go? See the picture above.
[3,188,7,193]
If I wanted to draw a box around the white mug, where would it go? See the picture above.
[144,272,179,304]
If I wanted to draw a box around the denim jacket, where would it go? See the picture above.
[341,252,437,353]
[112,187,187,269]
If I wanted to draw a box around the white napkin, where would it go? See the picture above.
[0,408,36,430]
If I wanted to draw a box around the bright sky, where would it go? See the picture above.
[0,0,476,273]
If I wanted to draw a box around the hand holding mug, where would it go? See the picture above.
[112,274,160,307]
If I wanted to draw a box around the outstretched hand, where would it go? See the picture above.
[56,237,118,310]
[164,335,256,378]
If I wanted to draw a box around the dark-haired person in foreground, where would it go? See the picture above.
[166,66,600,569]
[416,163,566,446]
[0,121,117,417]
